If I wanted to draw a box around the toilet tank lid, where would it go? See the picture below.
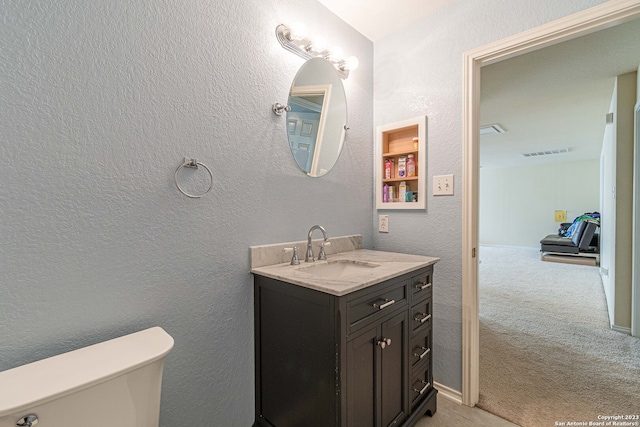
[0,326,174,417]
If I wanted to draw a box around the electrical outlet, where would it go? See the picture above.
[433,174,454,196]
[379,215,389,233]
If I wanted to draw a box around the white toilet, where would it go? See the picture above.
[0,327,174,427]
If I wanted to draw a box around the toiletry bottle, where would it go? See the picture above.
[397,156,406,178]
[388,185,395,202]
[413,137,419,150]
[399,181,407,203]
[383,183,389,202]
[407,154,416,177]
[384,158,392,180]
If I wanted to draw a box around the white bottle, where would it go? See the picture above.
[397,156,407,178]
[407,154,416,177]
[399,181,407,203]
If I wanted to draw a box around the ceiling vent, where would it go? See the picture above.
[522,147,572,157]
[480,124,506,135]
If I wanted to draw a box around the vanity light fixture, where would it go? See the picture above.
[276,22,358,79]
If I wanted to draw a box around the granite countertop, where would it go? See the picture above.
[250,248,439,296]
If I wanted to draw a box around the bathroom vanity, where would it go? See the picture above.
[250,238,438,427]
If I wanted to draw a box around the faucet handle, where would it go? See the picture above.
[283,247,300,265]
[318,241,331,260]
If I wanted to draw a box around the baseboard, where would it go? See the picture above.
[434,382,463,405]
[611,324,632,335]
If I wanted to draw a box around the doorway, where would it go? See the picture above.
[634,100,640,337]
[461,0,640,406]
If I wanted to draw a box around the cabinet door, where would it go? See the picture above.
[346,311,408,427]
[347,325,378,427]
[380,311,408,427]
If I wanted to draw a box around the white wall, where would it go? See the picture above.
[600,71,636,331]
[615,71,636,330]
[638,63,640,100]
[0,1,373,425]
[372,0,608,391]
[601,81,617,321]
[480,160,600,248]
[634,64,640,337]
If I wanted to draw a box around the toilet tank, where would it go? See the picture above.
[0,327,174,427]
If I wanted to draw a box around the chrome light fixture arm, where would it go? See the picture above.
[275,23,358,80]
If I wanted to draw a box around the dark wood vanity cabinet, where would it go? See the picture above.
[347,310,408,426]
[253,265,437,427]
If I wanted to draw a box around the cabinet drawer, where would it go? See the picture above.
[410,364,433,408]
[410,298,432,335]
[411,268,433,302]
[347,281,408,332]
[410,328,431,371]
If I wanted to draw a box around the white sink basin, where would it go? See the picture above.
[296,260,380,278]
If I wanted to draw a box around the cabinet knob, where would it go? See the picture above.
[376,338,392,349]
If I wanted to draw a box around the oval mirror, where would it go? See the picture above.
[286,57,347,177]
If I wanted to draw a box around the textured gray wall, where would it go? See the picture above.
[372,0,608,391]
[0,1,372,425]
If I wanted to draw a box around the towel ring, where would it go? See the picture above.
[174,158,213,199]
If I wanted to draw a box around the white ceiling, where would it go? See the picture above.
[480,18,640,169]
[316,0,457,41]
[318,1,640,169]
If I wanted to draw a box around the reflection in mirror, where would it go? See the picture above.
[287,57,347,177]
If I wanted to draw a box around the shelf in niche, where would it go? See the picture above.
[383,149,418,157]
[376,116,427,210]
[383,176,419,183]
[381,201,421,206]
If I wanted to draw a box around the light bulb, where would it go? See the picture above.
[309,35,326,54]
[328,46,343,62]
[344,56,359,71]
[289,22,307,41]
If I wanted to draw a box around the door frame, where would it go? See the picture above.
[461,0,640,406]
[633,100,640,338]
[290,84,332,176]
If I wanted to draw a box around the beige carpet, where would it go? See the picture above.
[477,246,640,427]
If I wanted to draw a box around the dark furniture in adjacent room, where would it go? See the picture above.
[540,220,600,266]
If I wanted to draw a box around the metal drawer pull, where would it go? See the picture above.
[414,346,431,359]
[16,415,38,426]
[414,313,431,323]
[377,338,392,349]
[415,282,432,290]
[413,381,431,395]
[373,299,395,310]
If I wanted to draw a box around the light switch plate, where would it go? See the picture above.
[379,215,389,233]
[433,174,454,195]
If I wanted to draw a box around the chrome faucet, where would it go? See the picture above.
[305,225,330,262]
